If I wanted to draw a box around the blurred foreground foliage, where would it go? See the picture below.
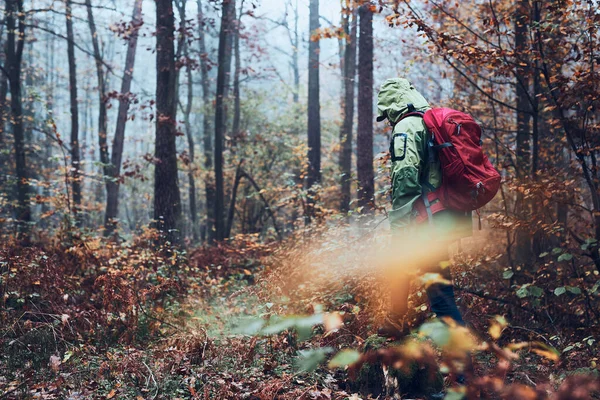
[1,222,599,399]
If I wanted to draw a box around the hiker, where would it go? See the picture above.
[376,78,498,338]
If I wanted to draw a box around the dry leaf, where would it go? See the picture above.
[49,355,61,371]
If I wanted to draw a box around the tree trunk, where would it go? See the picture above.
[0,33,9,196]
[85,0,110,231]
[105,0,143,236]
[86,0,108,169]
[197,0,214,241]
[226,161,244,238]
[356,4,374,213]
[292,0,300,103]
[0,43,7,145]
[214,0,235,241]
[175,0,199,242]
[339,2,358,214]
[307,0,321,190]
[5,0,30,239]
[514,0,532,265]
[155,0,182,244]
[40,25,56,228]
[232,0,245,141]
[65,0,82,224]
[23,43,36,185]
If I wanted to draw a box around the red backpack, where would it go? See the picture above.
[406,107,501,219]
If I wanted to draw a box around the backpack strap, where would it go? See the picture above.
[393,106,447,225]
[422,190,434,226]
[399,111,425,121]
[414,192,445,224]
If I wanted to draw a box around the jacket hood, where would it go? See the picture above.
[376,78,430,124]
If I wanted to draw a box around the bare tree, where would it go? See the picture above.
[65,0,82,223]
[256,0,301,103]
[339,0,358,214]
[155,0,182,244]
[514,0,533,264]
[2,0,30,238]
[104,0,143,236]
[85,0,108,172]
[85,0,109,227]
[197,0,214,241]
[232,0,245,140]
[214,0,236,241]
[290,0,300,103]
[0,33,7,143]
[174,0,199,242]
[307,0,321,189]
[356,3,374,213]
[0,21,9,198]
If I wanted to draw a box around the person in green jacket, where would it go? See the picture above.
[376,78,472,338]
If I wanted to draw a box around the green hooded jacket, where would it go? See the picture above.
[377,78,472,241]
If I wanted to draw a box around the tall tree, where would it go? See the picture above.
[197,0,214,241]
[0,22,9,197]
[155,0,182,244]
[514,0,533,264]
[85,0,109,226]
[213,0,235,241]
[65,0,82,223]
[174,0,199,241]
[232,0,245,140]
[0,34,7,143]
[356,3,374,213]
[85,0,108,168]
[339,1,358,214]
[307,0,321,190]
[104,0,143,236]
[40,22,56,227]
[291,0,300,103]
[3,0,30,238]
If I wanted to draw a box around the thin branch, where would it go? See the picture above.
[24,24,115,75]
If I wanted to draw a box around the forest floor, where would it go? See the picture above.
[1,228,599,399]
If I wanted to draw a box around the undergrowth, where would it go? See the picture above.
[1,226,599,399]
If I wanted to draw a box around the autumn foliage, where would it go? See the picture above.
[1,0,600,398]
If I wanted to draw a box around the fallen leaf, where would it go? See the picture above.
[49,355,61,371]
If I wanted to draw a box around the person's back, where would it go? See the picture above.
[376,78,471,337]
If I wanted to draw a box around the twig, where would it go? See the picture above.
[508,325,551,344]
[142,361,159,399]
[0,380,28,399]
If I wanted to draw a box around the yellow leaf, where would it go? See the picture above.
[531,348,559,362]
[489,315,508,339]
[531,342,560,362]
[419,273,451,289]
[506,342,529,351]
[107,389,117,399]
[323,312,343,332]
[489,322,503,340]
